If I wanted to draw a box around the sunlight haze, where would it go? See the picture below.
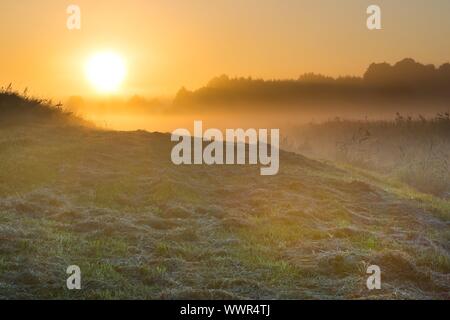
[1,0,450,98]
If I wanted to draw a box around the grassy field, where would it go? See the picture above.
[0,93,449,299]
[284,114,450,198]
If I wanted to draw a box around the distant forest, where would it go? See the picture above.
[173,59,450,110]
[66,58,450,117]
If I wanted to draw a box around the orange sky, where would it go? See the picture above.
[1,0,450,99]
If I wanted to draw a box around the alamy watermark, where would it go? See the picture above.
[66,265,81,290]
[367,5,382,30]
[66,4,381,31]
[366,265,381,290]
[66,5,81,30]
[171,121,280,176]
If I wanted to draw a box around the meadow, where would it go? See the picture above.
[283,114,450,199]
[0,91,449,299]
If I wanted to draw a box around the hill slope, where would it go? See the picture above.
[0,94,449,299]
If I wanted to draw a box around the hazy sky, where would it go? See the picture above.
[1,0,449,98]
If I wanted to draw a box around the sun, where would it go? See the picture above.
[85,51,126,93]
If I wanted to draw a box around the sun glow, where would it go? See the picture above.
[85,51,126,93]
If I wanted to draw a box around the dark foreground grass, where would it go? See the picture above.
[0,94,449,299]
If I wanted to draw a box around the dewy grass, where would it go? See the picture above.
[285,114,450,199]
[336,163,450,221]
[0,92,449,299]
